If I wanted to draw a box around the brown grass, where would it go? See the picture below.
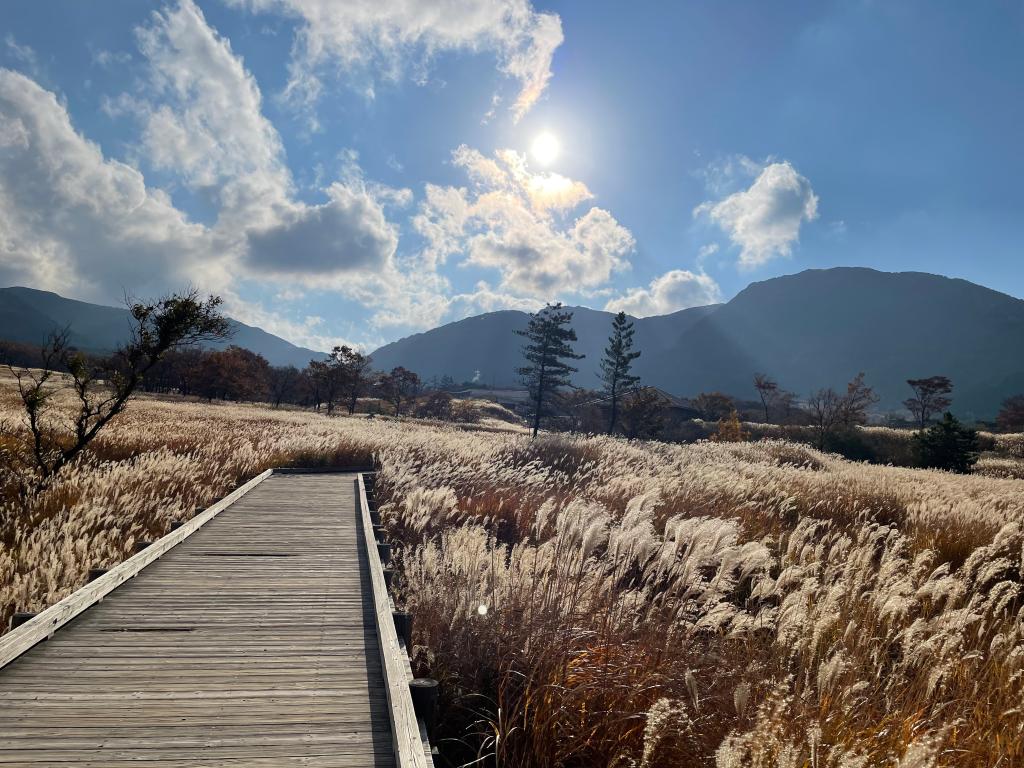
[2,383,1023,767]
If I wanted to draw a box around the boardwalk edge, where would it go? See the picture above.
[0,468,274,669]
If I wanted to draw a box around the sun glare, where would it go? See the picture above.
[531,131,560,166]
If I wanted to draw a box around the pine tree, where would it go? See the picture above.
[600,311,641,435]
[913,411,979,473]
[516,303,584,438]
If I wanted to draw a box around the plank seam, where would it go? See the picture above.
[0,468,274,669]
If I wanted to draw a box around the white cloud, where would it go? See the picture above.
[221,293,364,352]
[449,281,542,316]
[134,0,295,229]
[695,161,818,268]
[131,0,406,279]
[0,1,413,348]
[246,181,398,275]
[0,68,219,300]
[605,270,722,317]
[225,0,562,121]
[4,35,39,74]
[413,145,634,297]
[91,49,132,69]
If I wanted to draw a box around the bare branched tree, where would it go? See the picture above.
[904,375,953,429]
[5,291,229,494]
[753,373,779,423]
[808,372,878,449]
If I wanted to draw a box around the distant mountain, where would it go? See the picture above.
[371,268,1024,418]
[0,287,323,368]
[370,304,718,390]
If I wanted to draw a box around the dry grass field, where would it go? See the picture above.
[1,378,1022,767]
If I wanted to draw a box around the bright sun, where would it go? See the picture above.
[531,131,560,166]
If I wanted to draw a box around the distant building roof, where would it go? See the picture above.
[451,388,531,404]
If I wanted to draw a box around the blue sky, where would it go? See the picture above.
[1,1,1021,351]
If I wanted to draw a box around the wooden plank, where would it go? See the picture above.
[356,474,432,768]
[0,471,398,766]
[0,468,273,669]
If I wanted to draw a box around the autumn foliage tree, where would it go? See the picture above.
[693,391,734,421]
[310,346,372,415]
[712,409,748,442]
[380,366,421,416]
[996,395,1024,432]
[904,375,954,429]
[267,365,301,408]
[196,346,271,401]
[618,388,667,439]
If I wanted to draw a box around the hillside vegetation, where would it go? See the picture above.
[1,382,1022,766]
[370,267,1024,416]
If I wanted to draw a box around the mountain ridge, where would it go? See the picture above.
[0,286,324,369]
[5,268,1024,417]
[370,267,1024,418]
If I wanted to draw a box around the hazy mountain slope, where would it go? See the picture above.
[10,268,1023,416]
[369,304,719,388]
[0,287,323,368]
[370,268,1024,417]
[650,268,1024,416]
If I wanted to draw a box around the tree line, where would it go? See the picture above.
[4,291,1020,495]
[514,303,992,472]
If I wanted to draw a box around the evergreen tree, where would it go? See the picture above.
[600,311,641,435]
[913,411,979,473]
[515,303,584,438]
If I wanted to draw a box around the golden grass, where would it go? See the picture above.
[1,383,1023,767]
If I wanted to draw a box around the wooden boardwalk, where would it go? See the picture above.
[0,471,425,767]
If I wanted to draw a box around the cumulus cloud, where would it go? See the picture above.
[449,281,542,316]
[132,0,405,278]
[605,270,722,317]
[0,68,218,300]
[413,145,634,297]
[246,181,398,275]
[0,0,411,339]
[696,161,818,268]
[225,0,562,121]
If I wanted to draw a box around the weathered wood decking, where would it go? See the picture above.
[0,471,424,767]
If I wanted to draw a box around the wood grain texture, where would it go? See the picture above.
[355,475,435,768]
[0,469,274,669]
[0,472,396,767]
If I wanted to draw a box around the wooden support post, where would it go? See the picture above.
[373,524,386,541]
[383,568,395,590]
[392,611,413,649]
[409,677,439,739]
[377,542,392,567]
[170,521,183,531]
[370,510,382,526]
[133,540,152,554]
[87,568,108,583]
[11,612,36,630]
